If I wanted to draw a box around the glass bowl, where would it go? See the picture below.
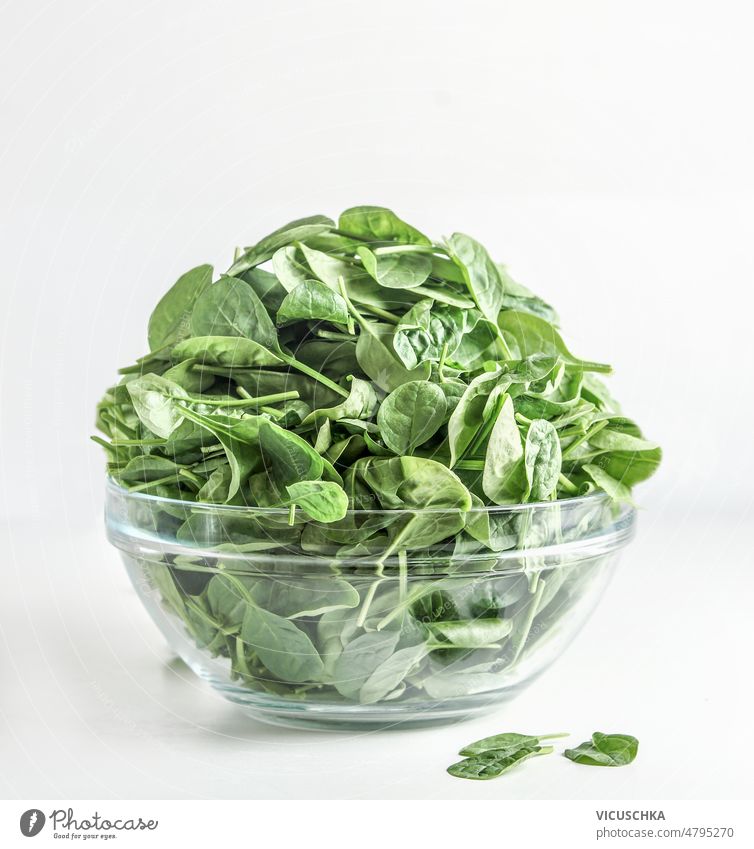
[104,479,635,729]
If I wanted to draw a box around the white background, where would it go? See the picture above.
[1,0,752,802]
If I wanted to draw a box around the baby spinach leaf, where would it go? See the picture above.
[148,264,213,351]
[448,233,506,326]
[357,246,432,289]
[355,321,431,392]
[359,642,428,704]
[241,605,325,683]
[276,279,349,326]
[428,618,512,648]
[496,264,560,325]
[447,370,503,466]
[259,419,324,490]
[177,407,264,500]
[301,377,379,427]
[127,374,188,438]
[248,575,359,619]
[583,464,635,504]
[228,214,334,275]
[339,205,431,246]
[191,276,277,348]
[171,335,283,367]
[297,243,363,291]
[271,245,311,292]
[564,732,638,766]
[239,267,288,314]
[499,311,612,374]
[285,480,349,522]
[460,731,567,757]
[376,380,447,455]
[451,312,500,369]
[119,455,184,484]
[448,744,552,780]
[482,395,525,504]
[524,419,561,501]
[392,299,466,370]
[333,631,401,699]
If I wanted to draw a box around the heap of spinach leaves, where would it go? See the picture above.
[96,206,661,707]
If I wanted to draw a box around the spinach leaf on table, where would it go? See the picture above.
[448,744,553,780]
[564,732,639,766]
[460,730,568,756]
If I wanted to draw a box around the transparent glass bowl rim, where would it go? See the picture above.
[106,476,615,516]
[105,478,636,572]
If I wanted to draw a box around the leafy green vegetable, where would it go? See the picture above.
[127,374,189,439]
[482,394,525,504]
[459,731,568,757]
[564,732,639,766]
[276,279,349,326]
[96,205,660,707]
[376,380,446,455]
[339,205,431,246]
[524,419,561,501]
[241,604,325,683]
[448,744,553,780]
[228,215,334,275]
[285,480,348,522]
[498,311,611,374]
[147,264,213,351]
[357,246,432,289]
[448,233,507,328]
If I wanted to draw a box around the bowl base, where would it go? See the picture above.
[212,681,523,731]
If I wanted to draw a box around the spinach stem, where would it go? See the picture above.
[259,406,284,418]
[561,419,609,459]
[315,329,354,342]
[360,303,400,325]
[127,473,182,493]
[558,473,579,494]
[337,276,357,334]
[454,459,484,471]
[373,244,437,256]
[109,438,167,446]
[183,390,300,408]
[356,578,384,627]
[278,353,349,398]
[178,468,203,488]
[398,550,408,604]
[438,343,449,381]
[460,394,506,463]
[573,359,613,374]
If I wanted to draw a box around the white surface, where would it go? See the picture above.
[1,510,751,800]
[1,0,753,801]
